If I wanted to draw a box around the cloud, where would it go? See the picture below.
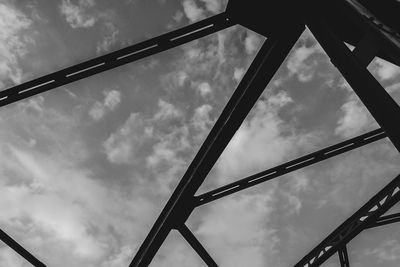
[146,123,190,195]
[0,2,33,89]
[244,31,262,55]
[151,231,204,267]
[365,239,400,262]
[153,99,182,121]
[316,140,399,212]
[0,247,27,267]
[89,89,121,120]
[60,0,97,28]
[370,58,400,81]
[103,112,151,164]
[286,39,323,82]
[334,96,373,138]
[0,98,167,266]
[233,67,245,83]
[196,191,279,267]
[216,91,314,183]
[196,81,212,97]
[96,22,119,54]
[191,104,213,143]
[182,0,205,23]
[172,10,184,22]
[200,0,224,13]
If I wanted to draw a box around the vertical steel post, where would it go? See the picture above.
[338,245,350,267]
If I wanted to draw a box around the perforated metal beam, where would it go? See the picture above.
[294,172,400,267]
[195,129,386,206]
[0,13,233,108]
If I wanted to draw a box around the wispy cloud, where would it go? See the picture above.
[217,91,315,183]
[0,2,33,89]
[286,32,324,82]
[103,112,152,164]
[182,0,205,23]
[89,89,121,121]
[365,239,400,262]
[196,191,279,267]
[334,97,372,138]
[370,58,400,81]
[60,0,97,28]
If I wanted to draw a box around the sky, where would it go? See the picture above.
[0,0,400,266]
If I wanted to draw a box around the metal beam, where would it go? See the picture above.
[0,13,233,108]
[338,245,350,267]
[129,24,305,267]
[304,0,400,152]
[366,212,400,228]
[195,129,386,206]
[294,172,400,267]
[177,224,218,267]
[0,229,46,267]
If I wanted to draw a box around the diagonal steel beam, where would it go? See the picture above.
[294,172,400,267]
[0,13,233,108]
[195,129,386,206]
[177,224,218,267]
[129,24,305,267]
[304,0,400,152]
[0,229,46,267]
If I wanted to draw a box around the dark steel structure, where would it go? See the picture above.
[1,0,400,266]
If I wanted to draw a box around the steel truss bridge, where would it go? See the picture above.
[1,0,400,266]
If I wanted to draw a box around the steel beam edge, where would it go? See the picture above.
[338,245,350,267]
[176,224,218,267]
[304,0,400,152]
[0,229,46,267]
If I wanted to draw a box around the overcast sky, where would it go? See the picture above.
[1,0,400,266]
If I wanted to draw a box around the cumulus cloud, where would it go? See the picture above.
[331,76,381,139]
[153,99,182,121]
[334,95,375,139]
[244,31,262,55]
[96,22,119,54]
[103,113,151,164]
[286,40,323,82]
[146,122,190,195]
[0,2,33,89]
[89,89,121,120]
[60,0,97,28]
[370,58,400,81]
[182,0,205,23]
[196,81,212,97]
[191,104,213,143]
[217,91,314,183]
[233,67,245,83]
